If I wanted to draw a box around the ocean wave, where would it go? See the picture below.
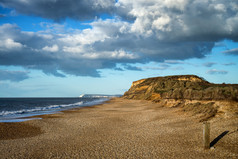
[0,101,84,116]
[0,98,110,118]
[82,98,109,106]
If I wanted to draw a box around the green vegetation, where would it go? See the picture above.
[124,75,238,101]
[123,75,238,121]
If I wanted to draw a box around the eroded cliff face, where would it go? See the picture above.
[123,75,238,121]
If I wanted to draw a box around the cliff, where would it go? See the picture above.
[123,75,238,121]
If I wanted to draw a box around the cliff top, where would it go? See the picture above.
[123,75,238,121]
[124,75,238,101]
[131,75,237,88]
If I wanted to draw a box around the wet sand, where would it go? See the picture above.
[0,98,237,158]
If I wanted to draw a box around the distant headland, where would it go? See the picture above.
[123,75,238,121]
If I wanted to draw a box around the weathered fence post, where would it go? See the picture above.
[203,121,210,149]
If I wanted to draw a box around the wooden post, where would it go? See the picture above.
[203,121,210,149]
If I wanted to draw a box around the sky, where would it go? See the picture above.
[0,0,238,97]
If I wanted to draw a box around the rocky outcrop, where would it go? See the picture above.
[123,75,238,121]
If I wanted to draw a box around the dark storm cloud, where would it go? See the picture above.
[0,70,29,82]
[0,0,238,77]
[0,0,115,21]
[93,35,215,61]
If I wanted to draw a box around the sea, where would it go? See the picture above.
[0,95,117,122]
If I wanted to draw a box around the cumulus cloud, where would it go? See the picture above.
[222,48,238,55]
[0,38,23,50]
[42,44,59,52]
[0,0,238,77]
[206,69,228,75]
[117,0,238,41]
[0,70,30,82]
[0,23,139,77]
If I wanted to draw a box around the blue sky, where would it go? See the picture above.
[0,0,238,97]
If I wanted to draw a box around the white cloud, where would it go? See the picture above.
[111,49,137,59]
[0,1,238,77]
[118,0,238,41]
[63,46,84,54]
[163,0,189,11]
[213,3,226,12]
[59,19,128,46]
[0,38,23,50]
[152,15,171,31]
[59,28,109,46]
[63,48,137,60]
[42,44,59,52]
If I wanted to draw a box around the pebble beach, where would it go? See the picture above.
[0,98,237,159]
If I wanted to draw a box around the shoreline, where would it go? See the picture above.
[0,98,237,158]
[0,99,113,140]
[0,97,111,123]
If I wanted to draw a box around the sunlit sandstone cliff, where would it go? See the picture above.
[123,75,238,121]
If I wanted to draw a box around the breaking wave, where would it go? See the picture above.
[0,97,109,121]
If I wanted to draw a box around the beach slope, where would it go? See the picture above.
[0,98,237,158]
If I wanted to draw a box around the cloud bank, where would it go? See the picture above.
[0,0,115,21]
[0,0,238,77]
[0,70,29,82]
